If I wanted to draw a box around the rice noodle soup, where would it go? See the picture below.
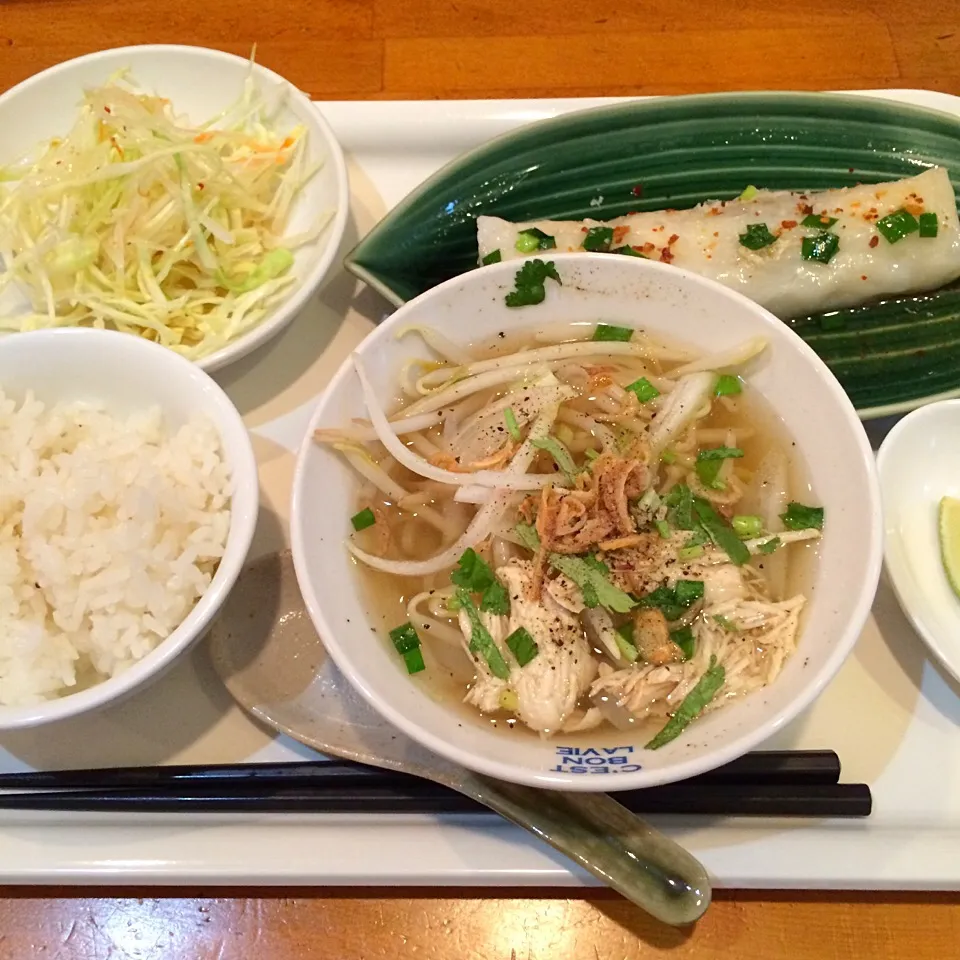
[317,320,824,749]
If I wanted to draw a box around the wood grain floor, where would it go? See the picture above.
[2,0,960,956]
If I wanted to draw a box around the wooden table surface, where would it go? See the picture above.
[3,1,960,956]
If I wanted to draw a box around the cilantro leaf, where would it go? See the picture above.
[780,503,825,530]
[504,259,561,307]
[452,548,510,614]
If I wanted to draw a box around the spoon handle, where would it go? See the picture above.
[465,774,711,925]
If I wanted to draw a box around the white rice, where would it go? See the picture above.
[0,389,231,706]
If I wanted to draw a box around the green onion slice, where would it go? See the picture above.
[593,323,633,342]
[481,249,502,265]
[505,626,539,667]
[738,223,777,250]
[801,232,840,264]
[714,374,741,397]
[626,377,659,403]
[582,226,615,252]
[402,648,426,674]
[876,208,919,244]
[389,622,421,655]
[801,213,838,229]
[670,625,696,660]
[504,407,521,441]
[731,515,763,539]
[351,507,376,531]
[515,227,557,253]
[919,212,939,238]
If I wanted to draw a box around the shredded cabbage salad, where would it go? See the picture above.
[0,61,329,359]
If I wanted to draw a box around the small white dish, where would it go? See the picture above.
[0,327,259,729]
[290,253,883,791]
[877,400,960,684]
[0,44,350,373]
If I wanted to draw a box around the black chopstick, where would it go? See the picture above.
[0,750,841,791]
[0,782,872,817]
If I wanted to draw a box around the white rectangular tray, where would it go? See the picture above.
[2,89,959,889]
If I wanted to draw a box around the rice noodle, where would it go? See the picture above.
[669,337,767,377]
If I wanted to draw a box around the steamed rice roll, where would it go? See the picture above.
[476,167,960,318]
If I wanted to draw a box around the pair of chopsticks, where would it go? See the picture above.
[0,750,871,817]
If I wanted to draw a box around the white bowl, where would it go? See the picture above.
[877,400,960,684]
[291,254,882,790]
[0,327,259,729]
[0,44,349,372]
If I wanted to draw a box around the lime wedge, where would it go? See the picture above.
[939,496,960,598]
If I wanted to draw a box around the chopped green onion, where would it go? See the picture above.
[876,208,919,244]
[714,374,742,397]
[626,377,660,403]
[713,615,737,632]
[670,625,696,660]
[678,544,704,560]
[919,212,939,238]
[402,648,426,674]
[451,549,510,614]
[456,588,511,680]
[801,213,838,229]
[697,446,744,461]
[695,446,742,491]
[515,227,557,253]
[389,622,421,655]
[615,624,640,662]
[693,497,750,565]
[738,185,759,202]
[612,245,646,257]
[582,226,615,252]
[732,515,764,539]
[655,519,671,539]
[351,507,376,531]
[645,657,725,749]
[531,435,580,484]
[801,232,840,264]
[505,259,561,307]
[738,223,777,250]
[585,448,599,461]
[757,536,781,554]
[593,323,633,342]
[660,449,677,465]
[506,626,539,667]
[481,249,502,265]
[504,407,521,441]
[780,502,825,530]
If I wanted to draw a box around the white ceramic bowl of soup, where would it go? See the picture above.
[0,45,349,372]
[291,254,882,790]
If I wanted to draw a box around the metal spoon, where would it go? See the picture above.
[207,550,711,925]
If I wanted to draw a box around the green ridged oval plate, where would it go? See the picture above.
[344,91,960,419]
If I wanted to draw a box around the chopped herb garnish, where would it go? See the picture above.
[403,648,426,674]
[550,554,636,614]
[351,507,376,531]
[739,223,777,250]
[715,374,742,397]
[757,536,781,554]
[664,483,695,530]
[876,208,919,244]
[678,543,704,560]
[738,185,759,202]
[731,515,763,539]
[693,497,750,565]
[513,523,635,614]
[801,213,838,229]
[451,549,510,614]
[660,448,677,465]
[481,249,502,265]
[919,212,939,238]
[389,622,421,655]
[713,614,737,632]
[670,625,696,660]
[505,259,561,307]
[655,519,671,539]
[505,626,539,667]
[504,407,521,442]
[612,245,646,257]
[695,446,742,491]
[531,435,580,484]
[780,502,825,530]
[593,323,633,342]
[615,623,640,662]
[638,580,703,622]
[582,226,615,252]
[515,227,557,253]
[456,588,511,679]
[645,656,725,749]
[801,232,840,264]
[585,448,599,461]
[626,377,660,403]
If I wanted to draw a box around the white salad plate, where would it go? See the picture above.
[878,400,960,686]
[0,89,960,889]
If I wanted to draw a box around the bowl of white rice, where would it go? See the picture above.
[0,326,258,728]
